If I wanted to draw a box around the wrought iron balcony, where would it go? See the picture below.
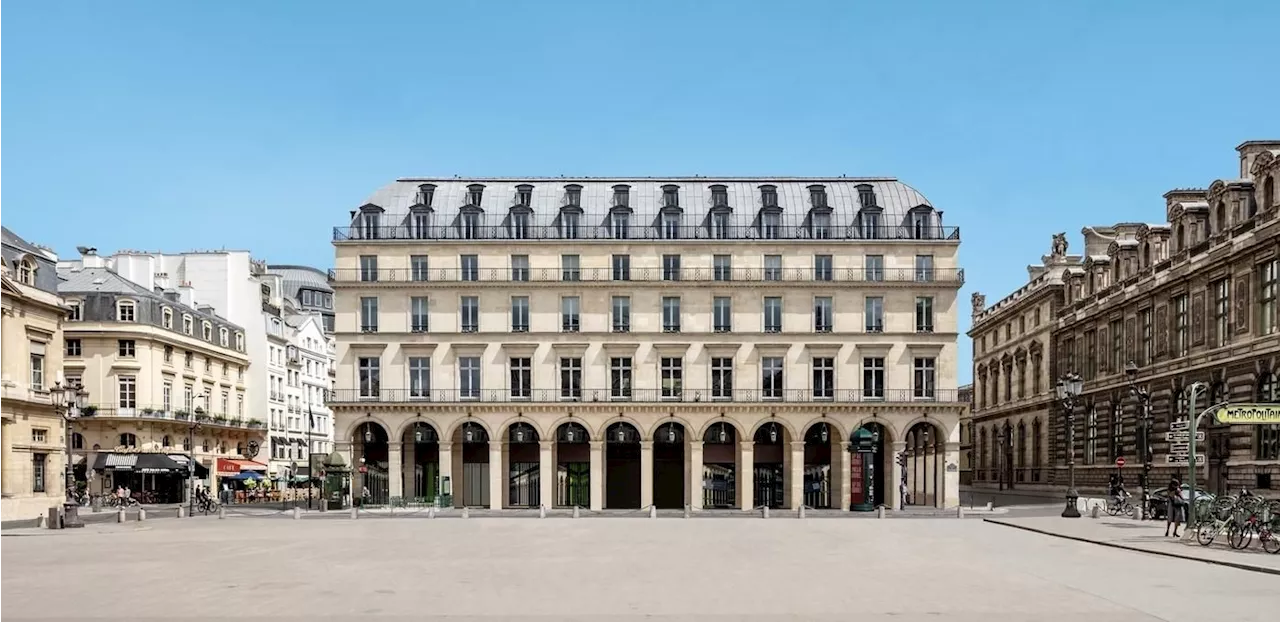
[80,405,265,430]
[327,387,958,404]
[329,265,964,285]
[333,224,961,243]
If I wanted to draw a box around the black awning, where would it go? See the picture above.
[134,453,183,474]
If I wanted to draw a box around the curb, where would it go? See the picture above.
[982,518,1280,576]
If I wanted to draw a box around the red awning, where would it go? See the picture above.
[216,458,268,476]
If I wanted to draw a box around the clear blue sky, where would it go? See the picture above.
[4,1,1277,382]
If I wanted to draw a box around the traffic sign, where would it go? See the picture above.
[1115,457,1126,467]
[1164,431,1206,442]
[1166,454,1205,465]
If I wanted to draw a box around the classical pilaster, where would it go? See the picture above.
[787,441,805,510]
[889,441,907,510]
[738,441,754,510]
[639,440,654,509]
[588,440,604,511]
[387,443,403,499]
[832,439,849,511]
[438,441,454,507]
[687,440,703,510]
[944,441,961,508]
[488,441,504,510]
[538,440,554,509]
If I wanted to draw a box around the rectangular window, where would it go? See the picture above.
[814,297,833,333]
[863,357,885,400]
[1110,320,1124,372]
[1173,294,1189,356]
[811,213,831,239]
[714,255,732,281]
[163,381,172,412]
[461,296,479,333]
[915,297,934,333]
[915,255,934,282]
[511,296,529,332]
[711,357,734,399]
[762,212,780,239]
[185,351,193,368]
[662,254,681,281]
[662,297,681,333]
[67,301,82,321]
[511,212,530,239]
[461,212,480,239]
[460,356,480,399]
[510,357,531,399]
[1141,308,1153,365]
[118,339,136,358]
[764,255,782,281]
[1084,330,1097,380]
[764,296,783,333]
[612,213,629,239]
[410,255,429,281]
[865,297,884,332]
[762,357,784,399]
[184,384,193,411]
[560,357,583,400]
[359,255,378,282]
[865,255,884,282]
[612,255,631,281]
[712,187,729,207]
[610,357,632,400]
[562,212,581,239]
[358,357,380,398]
[561,296,580,332]
[459,255,479,282]
[511,255,529,282]
[713,297,732,332]
[29,350,44,390]
[661,357,683,399]
[1085,407,1098,465]
[360,297,378,332]
[712,212,731,239]
[118,375,137,409]
[561,255,580,281]
[1213,278,1231,347]
[66,339,81,357]
[410,296,429,333]
[612,296,631,332]
[32,454,46,493]
[1260,259,1278,335]
[813,357,835,400]
[861,213,881,239]
[408,357,431,398]
[913,358,937,400]
[662,213,681,239]
[814,255,833,281]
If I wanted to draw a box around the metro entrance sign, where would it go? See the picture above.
[1214,404,1280,425]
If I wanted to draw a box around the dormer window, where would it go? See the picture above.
[515,184,533,207]
[235,333,245,351]
[202,321,213,341]
[760,185,778,208]
[461,211,480,239]
[162,307,173,329]
[564,184,582,206]
[710,185,728,207]
[811,212,831,239]
[808,185,828,208]
[611,212,629,239]
[356,205,383,240]
[910,207,935,239]
[662,213,681,240]
[856,184,877,208]
[415,184,436,208]
[182,314,193,335]
[762,212,780,240]
[117,300,136,322]
[561,211,580,239]
[661,185,680,208]
[17,258,35,285]
[712,212,731,239]
[219,327,229,347]
[466,184,485,206]
[510,212,530,239]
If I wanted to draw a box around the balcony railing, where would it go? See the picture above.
[328,388,958,404]
[81,405,266,430]
[329,266,963,285]
[334,224,961,243]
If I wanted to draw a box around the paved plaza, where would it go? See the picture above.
[3,515,1278,621]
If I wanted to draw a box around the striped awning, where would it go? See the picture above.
[102,453,138,469]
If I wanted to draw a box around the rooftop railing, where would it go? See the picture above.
[327,387,958,404]
[81,405,266,430]
[333,224,961,243]
[329,266,964,285]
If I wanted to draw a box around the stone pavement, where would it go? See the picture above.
[4,515,1279,621]
[984,515,1280,575]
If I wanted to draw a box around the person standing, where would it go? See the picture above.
[1164,477,1184,537]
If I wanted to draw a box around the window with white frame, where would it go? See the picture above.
[360,297,378,332]
[409,357,431,399]
[460,255,478,282]
[358,357,380,398]
[67,300,82,321]
[916,297,935,333]
[29,345,45,391]
[862,357,885,400]
[865,297,884,332]
[713,255,732,281]
[510,357,531,399]
[661,357,683,399]
[913,357,937,399]
[813,254,833,281]
[561,296,580,332]
[814,297,833,332]
[864,255,884,281]
[411,296,429,332]
[460,296,479,332]
[459,356,480,399]
[711,357,733,399]
[762,357,784,399]
[610,357,632,399]
[511,296,529,332]
[560,357,582,400]
[612,296,630,332]
[813,357,834,399]
[410,255,430,282]
[510,255,529,282]
[219,328,229,347]
[763,297,782,333]
[118,300,136,322]
[183,314,193,335]
[561,255,580,281]
[662,297,681,333]
[764,255,782,281]
[713,297,732,332]
[612,254,630,281]
[118,375,137,409]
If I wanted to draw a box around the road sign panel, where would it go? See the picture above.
[1164,431,1205,442]
[1170,420,1190,431]
[1116,457,1126,467]
[1166,454,1205,465]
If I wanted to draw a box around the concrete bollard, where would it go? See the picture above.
[177,506,186,518]
[39,512,50,529]
[1090,504,1101,519]
[985,501,993,511]
[138,508,147,521]
[573,505,580,519]
[293,507,301,520]
[461,507,469,519]
[1132,505,1141,520]
[428,506,436,519]
[218,507,226,520]
[649,505,657,519]
[684,505,691,519]
[877,506,886,519]
[761,506,769,519]
[350,507,357,520]
[798,506,806,519]
[118,508,126,523]
[957,506,966,519]
[539,505,546,519]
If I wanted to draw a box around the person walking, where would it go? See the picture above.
[1164,477,1184,537]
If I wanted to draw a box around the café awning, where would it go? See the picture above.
[92,453,183,473]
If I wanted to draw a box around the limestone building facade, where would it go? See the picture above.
[1,228,70,520]
[330,177,965,511]
[57,251,261,501]
[1052,141,1280,494]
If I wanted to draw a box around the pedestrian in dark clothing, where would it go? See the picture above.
[1165,477,1184,537]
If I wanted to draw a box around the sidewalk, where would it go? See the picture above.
[984,515,1280,575]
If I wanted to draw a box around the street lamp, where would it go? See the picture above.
[1125,361,1153,519]
[49,376,88,506]
[188,394,207,518]
[1057,372,1083,518]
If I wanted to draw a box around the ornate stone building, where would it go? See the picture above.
[1,228,70,520]
[1053,140,1280,494]
[330,177,965,511]
[967,236,1079,492]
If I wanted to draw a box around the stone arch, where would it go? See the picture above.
[747,416,798,441]
[546,416,599,441]
[799,417,849,443]
[341,415,394,443]
[442,416,494,443]
[644,414,696,441]
[849,416,896,443]
[495,415,546,442]
[894,414,952,444]
[696,416,747,441]
[392,417,443,442]
[599,414,647,440]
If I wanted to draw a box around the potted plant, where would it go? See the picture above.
[195,412,211,423]
[142,407,155,416]
[80,405,98,417]
[247,419,263,429]
[175,409,190,420]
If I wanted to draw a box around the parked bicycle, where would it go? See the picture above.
[104,495,140,508]
[1195,490,1280,554]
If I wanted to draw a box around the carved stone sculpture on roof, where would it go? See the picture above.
[970,292,986,317]
[1050,232,1068,259]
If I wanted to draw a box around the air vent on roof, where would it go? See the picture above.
[91,278,105,285]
